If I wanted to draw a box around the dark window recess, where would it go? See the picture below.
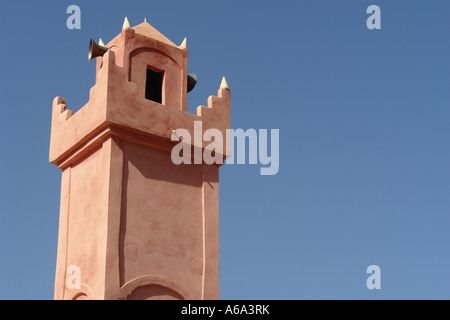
[145,69,163,103]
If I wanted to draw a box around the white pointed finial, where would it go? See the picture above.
[98,38,105,46]
[144,17,147,23]
[220,77,230,91]
[123,17,131,30]
[180,37,187,50]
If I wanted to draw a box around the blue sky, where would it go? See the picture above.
[0,0,449,299]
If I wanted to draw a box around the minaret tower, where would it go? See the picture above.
[49,18,230,300]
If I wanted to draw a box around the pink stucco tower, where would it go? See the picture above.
[49,18,230,300]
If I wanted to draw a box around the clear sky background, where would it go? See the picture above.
[0,0,449,300]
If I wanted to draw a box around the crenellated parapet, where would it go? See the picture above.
[50,39,230,168]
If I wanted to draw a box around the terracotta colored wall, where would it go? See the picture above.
[66,145,109,299]
[119,141,204,297]
[54,141,111,300]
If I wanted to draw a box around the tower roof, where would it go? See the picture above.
[132,21,178,48]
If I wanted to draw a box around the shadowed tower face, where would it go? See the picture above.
[49,18,230,300]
